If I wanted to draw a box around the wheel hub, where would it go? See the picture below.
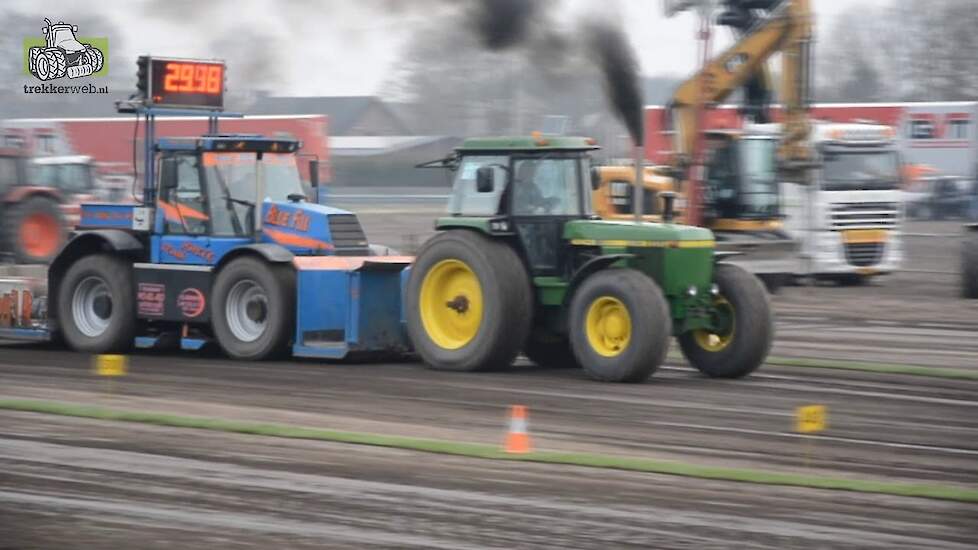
[585,296,632,357]
[445,295,469,314]
[419,259,484,350]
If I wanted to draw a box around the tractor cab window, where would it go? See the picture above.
[160,154,208,235]
[0,157,18,188]
[32,163,93,195]
[203,152,305,237]
[447,155,508,216]
[511,157,582,216]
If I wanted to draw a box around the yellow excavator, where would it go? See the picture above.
[593,0,815,291]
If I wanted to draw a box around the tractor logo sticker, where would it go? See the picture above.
[24,18,107,81]
[176,288,206,318]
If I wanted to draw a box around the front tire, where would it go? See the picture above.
[678,264,773,378]
[212,257,295,360]
[57,254,135,353]
[569,269,671,383]
[406,230,532,372]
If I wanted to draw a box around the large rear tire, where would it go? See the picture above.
[57,254,135,353]
[678,264,773,378]
[568,269,671,383]
[406,230,532,372]
[212,256,295,360]
[2,196,67,264]
[962,234,978,299]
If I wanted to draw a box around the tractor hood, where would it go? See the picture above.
[563,219,714,248]
[260,200,368,255]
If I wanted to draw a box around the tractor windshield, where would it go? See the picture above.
[511,156,583,216]
[203,152,305,236]
[0,157,19,191]
[50,27,82,49]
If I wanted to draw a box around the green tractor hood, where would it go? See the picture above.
[564,219,716,298]
[563,219,715,248]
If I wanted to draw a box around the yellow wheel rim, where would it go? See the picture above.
[419,259,483,350]
[693,297,735,352]
[585,296,632,357]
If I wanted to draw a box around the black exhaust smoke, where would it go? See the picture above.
[470,0,644,146]
[585,21,644,147]
[474,0,540,50]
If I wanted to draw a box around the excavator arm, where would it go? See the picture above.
[667,0,813,174]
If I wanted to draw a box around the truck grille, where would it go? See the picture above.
[844,242,884,267]
[327,214,369,256]
[829,202,899,230]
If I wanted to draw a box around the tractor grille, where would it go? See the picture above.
[328,214,369,255]
[829,202,899,230]
[844,242,884,267]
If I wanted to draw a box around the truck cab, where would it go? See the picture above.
[779,122,903,281]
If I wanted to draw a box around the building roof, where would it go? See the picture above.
[249,96,409,135]
[457,136,600,152]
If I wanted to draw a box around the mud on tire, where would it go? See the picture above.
[57,254,136,353]
[678,264,773,378]
[569,269,671,383]
[406,230,532,372]
[211,256,296,360]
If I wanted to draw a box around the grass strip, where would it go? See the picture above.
[2,398,976,503]
[667,352,978,380]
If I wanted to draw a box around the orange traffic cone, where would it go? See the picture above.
[504,405,532,454]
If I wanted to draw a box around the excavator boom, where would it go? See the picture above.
[667,0,813,174]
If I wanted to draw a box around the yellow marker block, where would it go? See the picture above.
[94,354,128,377]
[796,405,827,433]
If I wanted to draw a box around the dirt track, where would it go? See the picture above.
[0,344,976,548]
[2,412,974,550]
[1,194,977,548]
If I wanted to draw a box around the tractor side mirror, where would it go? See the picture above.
[660,191,677,223]
[590,167,601,191]
[476,166,494,193]
[309,159,320,188]
[160,158,179,191]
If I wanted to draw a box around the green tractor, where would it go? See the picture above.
[406,136,774,383]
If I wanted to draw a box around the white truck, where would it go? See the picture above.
[779,122,903,283]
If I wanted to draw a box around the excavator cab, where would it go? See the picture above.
[701,133,781,226]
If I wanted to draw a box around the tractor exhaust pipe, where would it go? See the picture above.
[633,145,643,223]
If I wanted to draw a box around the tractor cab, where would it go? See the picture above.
[410,135,773,382]
[445,135,597,276]
[78,134,369,264]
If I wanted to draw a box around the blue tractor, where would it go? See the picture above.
[1,116,412,360]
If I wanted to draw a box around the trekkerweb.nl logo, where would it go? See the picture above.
[22,18,109,94]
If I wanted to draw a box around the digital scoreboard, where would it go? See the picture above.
[137,56,225,110]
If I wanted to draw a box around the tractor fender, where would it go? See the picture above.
[714,251,743,263]
[48,230,147,323]
[3,186,63,205]
[214,243,294,272]
[563,253,634,306]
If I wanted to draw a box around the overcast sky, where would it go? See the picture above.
[14,0,890,96]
